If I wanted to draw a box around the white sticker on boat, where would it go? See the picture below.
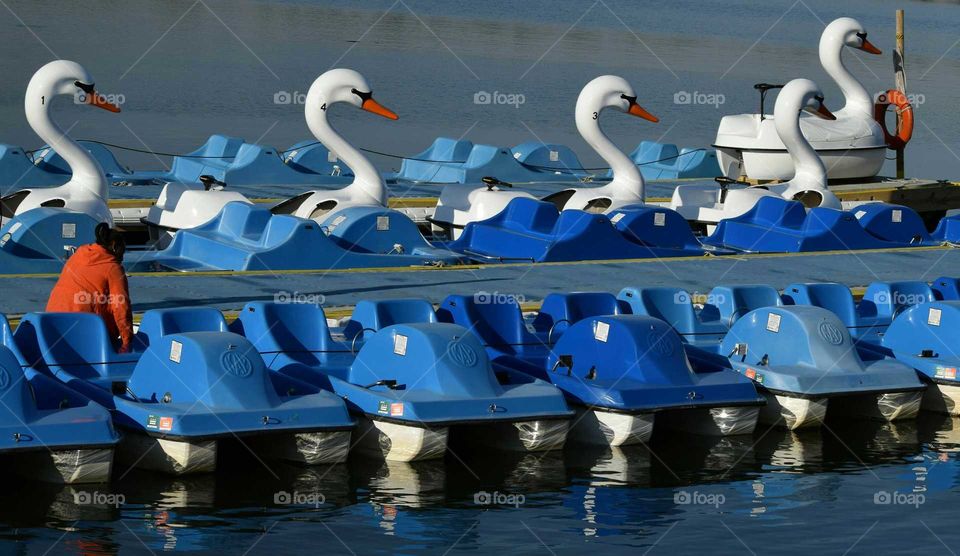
[766,313,781,333]
[376,216,390,231]
[855,210,866,219]
[594,321,610,342]
[394,334,408,356]
[327,150,338,163]
[892,209,902,223]
[610,212,625,224]
[61,222,76,239]
[654,212,666,227]
[513,151,521,159]
[549,150,559,162]
[331,215,347,226]
[169,340,183,363]
[8,222,21,235]
[929,307,942,327]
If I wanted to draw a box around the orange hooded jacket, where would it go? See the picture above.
[46,243,134,352]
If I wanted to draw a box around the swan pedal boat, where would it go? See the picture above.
[620,284,925,430]
[713,18,887,181]
[437,292,765,445]
[8,309,354,475]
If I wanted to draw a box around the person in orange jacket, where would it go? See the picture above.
[47,223,134,352]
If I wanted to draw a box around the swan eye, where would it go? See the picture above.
[620,93,637,104]
[351,88,373,102]
[855,31,867,42]
[74,81,95,94]
[814,95,824,103]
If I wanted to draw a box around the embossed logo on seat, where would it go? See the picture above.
[221,350,254,378]
[648,330,676,357]
[447,340,478,367]
[818,321,844,345]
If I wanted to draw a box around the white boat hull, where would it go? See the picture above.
[659,406,760,436]
[716,146,886,181]
[353,417,449,462]
[119,434,217,475]
[247,430,352,465]
[12,447,115,484]
[921,382,960,415]
[759,393,828,430]
[568,407,654,446]
[485,419,570,452]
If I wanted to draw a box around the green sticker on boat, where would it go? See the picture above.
[377,401,389,414]
[147,414,160,429]
[755,374,764,384]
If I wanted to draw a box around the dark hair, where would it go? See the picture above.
[95,223,126,260]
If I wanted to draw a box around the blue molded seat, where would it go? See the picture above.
[932,213,960,243]
[437,294,538,353]
[15,313,139,381]
[137,307,228,344]
[617,287,726,337]
[782,283,859,329]
[238,302,336,355]
[859,281,936,323]
[510,142,586,176]
[932,277,960,300]
[531,292,622,338]
[344,299,438,340]
[709,285,782,326]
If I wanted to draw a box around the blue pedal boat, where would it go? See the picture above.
[620,284,925,429]
[127,202,462,272]
[436,292,764,445]
[0,317,118,483]
[234,300,573,461]
[445,197,718,263]
[11,309,354,475]
[782,280,959,415]
[704,197,937,253]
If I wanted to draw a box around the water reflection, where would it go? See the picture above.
[3,418,959,552]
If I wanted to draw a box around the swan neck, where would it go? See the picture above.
[25,94,107,199]
[820,41,872,116]
[576,106,644,202]
[307,105,385,206]
[775,105,827,193]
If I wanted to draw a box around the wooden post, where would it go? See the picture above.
[895,9,906,179]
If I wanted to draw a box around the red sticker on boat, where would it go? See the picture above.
[390,403,404,417]
[745,368,756,380]
[159,417,174,431]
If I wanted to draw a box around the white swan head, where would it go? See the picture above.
[568,75,657,208]
[820,17,882,56]
[25,60,121,117]
[306,68,398,121]
[773,78,841,209]
[575,75,658,127]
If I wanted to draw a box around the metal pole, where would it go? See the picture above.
[895,9,906,179]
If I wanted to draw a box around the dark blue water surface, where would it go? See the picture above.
[2,415,960,554]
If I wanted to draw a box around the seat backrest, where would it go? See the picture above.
[138,307,228,343]
[427,137,473,162]
[618,287,703,335]
[498,198,559,233]
[437,294,537,348]
[859,281,936,322]
[781,283,858,328]
[932,277,960,301]
[344,299,438,340]
[15,312,138,380]
[710,284,783,326]
[237,302,334,353]
[532,292,621,337]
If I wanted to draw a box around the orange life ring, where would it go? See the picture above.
[874,89,914,150]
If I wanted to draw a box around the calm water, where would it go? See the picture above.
[3,414,960,554]
[3,1,960,553]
